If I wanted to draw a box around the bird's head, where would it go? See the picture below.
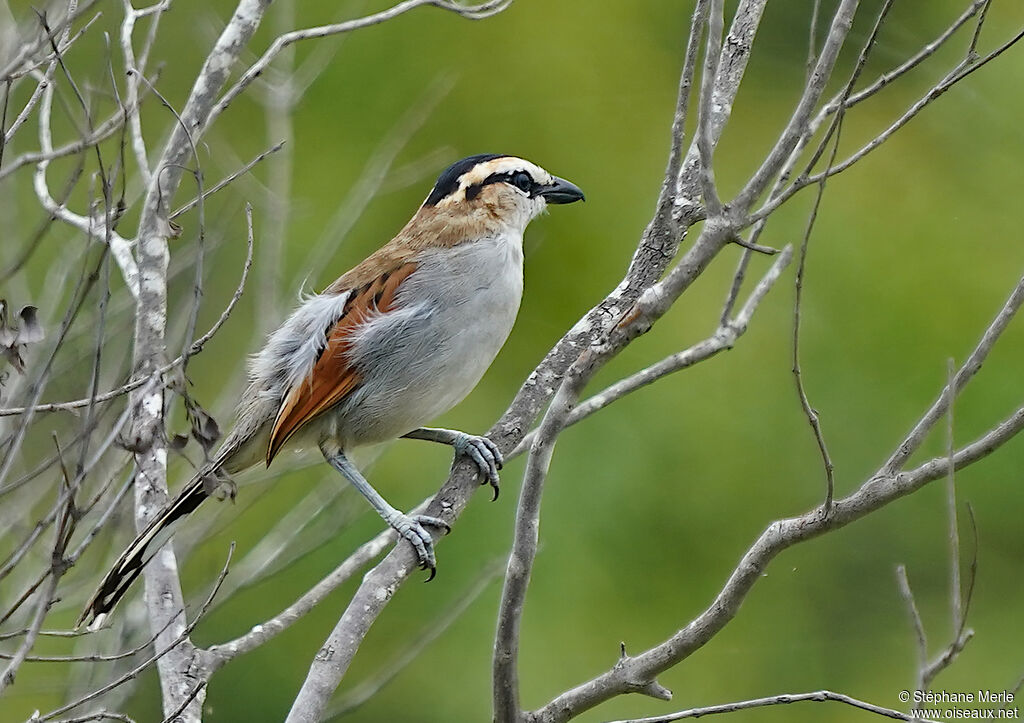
[421,154,585,233]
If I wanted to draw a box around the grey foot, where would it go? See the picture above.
[388,512,450,581]
[452,433,503,500]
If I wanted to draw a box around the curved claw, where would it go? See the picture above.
[414,513,450,536]
[453,433,503,500]
[389,512,448,579]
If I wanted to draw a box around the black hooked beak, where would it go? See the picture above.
[536,176,585,204]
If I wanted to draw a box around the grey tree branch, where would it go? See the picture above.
[693,0,725,216]
[750,10,1023,225]
[327,559,502,718]
[510,246,794,460]
[789,0,892,512]
[894,384,979,697]
[205,514,406,665]
[119,1,271,717]
[882,271,1024,475]
[732,0,858,212]
[896,564,928,692]
[674,0,765,222]
[32,545,234,722]
[526,267,1024,723]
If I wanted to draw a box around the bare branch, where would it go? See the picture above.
[786,0,895,511]
[33,544,234,722]
[602,690,937,723]
[732,0,858,212]
[805,0,821,80]
[673,0,766,223]
[511,246,793,460]
[896,564,928,692]
[883,270,1024,475]
[494,365,588,722]
[527,264,1024,721]
[752,15,1024,224]
[693,0,725,216]
[169,141,283,220]
[205,511,412,665]
[662,0,709,203]
[1,72,150,182]
[900,388,979,692]
[205,0,513,137]
[29,66,139,295]
[119,0,171,187]
[327,559,502,718]
[0,562,60,694]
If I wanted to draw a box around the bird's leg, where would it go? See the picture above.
[403,427,503,499]
[320,443,449,578]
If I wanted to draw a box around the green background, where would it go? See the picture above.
[3,0,1024,721]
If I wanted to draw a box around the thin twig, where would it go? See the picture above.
[205,0,513,137]
[511,247,793,459]
[158,681,207,723]
[327,559,503,718]
[33,543,234,722]
[529,267,1024,721]
[752,17,1024,224]
[896,564,928,692]
[604,689,937,723]
[205,512,411,665]
[170,141,284,220]
[944,358,962,632]
[882,270,1024,475]
[0,209,255,419]
[805,0,821,81]
[662,0,709,205]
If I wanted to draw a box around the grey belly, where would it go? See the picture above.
[326,256,521,448]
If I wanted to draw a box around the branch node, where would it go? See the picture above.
[729,232,779,256]
[637,679,673,702]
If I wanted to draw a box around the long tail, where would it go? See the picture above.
[77,470,215,630]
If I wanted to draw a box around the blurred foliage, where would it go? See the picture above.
[3,0,1024,721]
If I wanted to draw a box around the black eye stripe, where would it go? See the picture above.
[464,171,535,201]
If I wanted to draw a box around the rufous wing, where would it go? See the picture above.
[266,262,418,464]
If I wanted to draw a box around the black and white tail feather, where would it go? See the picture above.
[77,464,224,630]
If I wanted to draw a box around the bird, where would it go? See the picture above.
[78,153,584,629]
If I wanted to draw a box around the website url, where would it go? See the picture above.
[911,709,1020,720]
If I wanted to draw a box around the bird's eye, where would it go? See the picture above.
[511,171,532,193]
